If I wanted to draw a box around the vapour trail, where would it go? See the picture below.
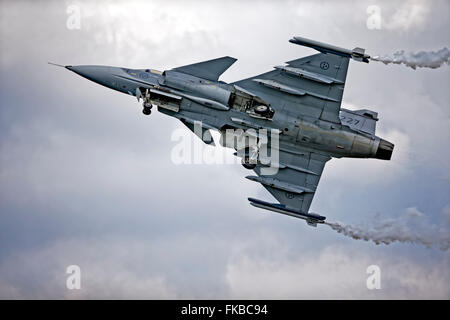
[371,47,450,70]
[323,208,450,250]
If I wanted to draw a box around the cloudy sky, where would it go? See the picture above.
[0,0,449,299]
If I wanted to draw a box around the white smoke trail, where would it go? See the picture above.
[371,47,450,70]
[324,207,450,250]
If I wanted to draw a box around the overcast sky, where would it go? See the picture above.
[0,0,449,299]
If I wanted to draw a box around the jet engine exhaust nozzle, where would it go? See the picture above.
[376,139,394,160]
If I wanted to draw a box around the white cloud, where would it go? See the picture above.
[0,237,178,299]
[382,0,430,32]
[442,205,450,225]
[226,246,450,299]
[2,232,448,299]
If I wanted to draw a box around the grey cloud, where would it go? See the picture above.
[0,0,449,299]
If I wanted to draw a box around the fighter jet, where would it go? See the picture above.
[56,36,394,227]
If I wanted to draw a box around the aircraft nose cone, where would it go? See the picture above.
[66,65,99,76]
[65,65,88,75]
[66,65,112,85]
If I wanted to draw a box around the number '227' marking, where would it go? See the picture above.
[339,116,360,125]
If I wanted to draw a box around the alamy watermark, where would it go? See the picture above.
[366,265,381,290]
[66,4,81,30]
[170,121,280,175]
[366,5,382,30]
[66,265,81,290]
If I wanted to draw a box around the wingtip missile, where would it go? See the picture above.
[289,36,371,63]
[248,197,326,227]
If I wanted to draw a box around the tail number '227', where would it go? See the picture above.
[339,115,360,125]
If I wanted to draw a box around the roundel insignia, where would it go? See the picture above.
[320,61,329,70]
[285,192,295,199]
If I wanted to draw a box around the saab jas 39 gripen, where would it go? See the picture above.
[53,36,394,227]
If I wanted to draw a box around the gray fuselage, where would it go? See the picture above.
[66,65,393,161]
